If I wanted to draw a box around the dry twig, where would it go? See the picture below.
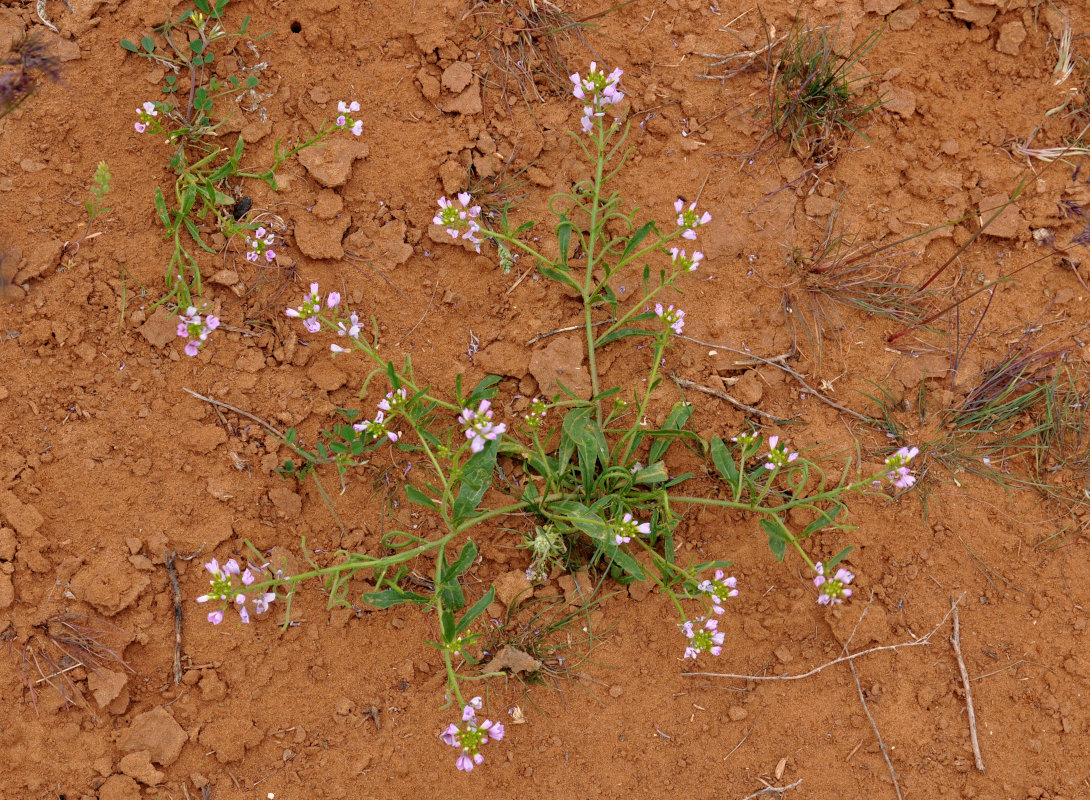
[738,778,802,800]
[684,600,958,682]
[672,374,785,422]
[951,599,985,773]
[165,551,184,685]
[847,659,903,800]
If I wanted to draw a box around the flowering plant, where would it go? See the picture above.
[195,60,925,772]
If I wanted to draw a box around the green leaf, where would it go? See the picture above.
[607,544,646,580]
[153,188,171,229]
[648,402,693,463]
[710,437,739,483]
[244,75,259,88]
[558,405,593,475]
[404,485,439,511]
[452,438,499,525]
[467,375,502,406]
[166,74,177,85]
[595,326,653,348]
[557,218,572,270]
[440,608,457,642]
[802,503,846,538]
[362,587,430,608]
[538,265,579,292]
[194,0,211,13]
[183,217,217,252]
[445,540,478,581]
[141,36,155,53]
[760,517,789,562]
[179,183,197,217]
[633,461,669,484]
[204,51,214,63]
[619,220,655,263]
[190,39,205,55]
[120,39,139,52]
[824,546,854,571]
[454,586,495,637]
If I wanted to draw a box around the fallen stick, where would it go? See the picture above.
[739,778,802,800]
[684,600,958,682]
[951,599,985,773]
[165,551,184,685]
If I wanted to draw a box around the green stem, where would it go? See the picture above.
[618,338,666,465]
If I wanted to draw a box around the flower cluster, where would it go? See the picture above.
[731,431,759,449]
[246,226,277,263]
[525,397,547,429]
[176,305,220,357]
[654,303,685,335]
[675,198,712,240]
[336,100,363,136]
[682,617,724,659]
[195,558,276,624]
[669,247,703,272]
[763,435,799,470]
[814,562,854,606]
[353,411,399,443]
[286,282,339,334]
[570,61,624,134]
[134,101,158,133]
[433,193,482,252]
[884,446,919,490]
[459,399,506,453]
[697,569,739,614]
[612,512,650,545]
[441,697,504,771]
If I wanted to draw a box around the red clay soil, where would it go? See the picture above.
[1,0,1090,798]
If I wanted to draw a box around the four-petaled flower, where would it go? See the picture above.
[675,198,712,240]
[613,512,650,546]
[654,303,685,335]
[459,399,506,453]
[884,446,919,490]
[134,101,157,133]
[336,100,363,136]
[763,435,799,470]
[441,697,505,771]
[176,305,220,357]
[697,569,738,614]
[433,193,482,252]
[814,561,854,605]
[246,226,277,263]
[681,617,725,659]
[669,247,703,272]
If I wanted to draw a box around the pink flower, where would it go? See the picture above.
[814,562,854,605]
[674,198,712,240]
[459,400,506,453]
